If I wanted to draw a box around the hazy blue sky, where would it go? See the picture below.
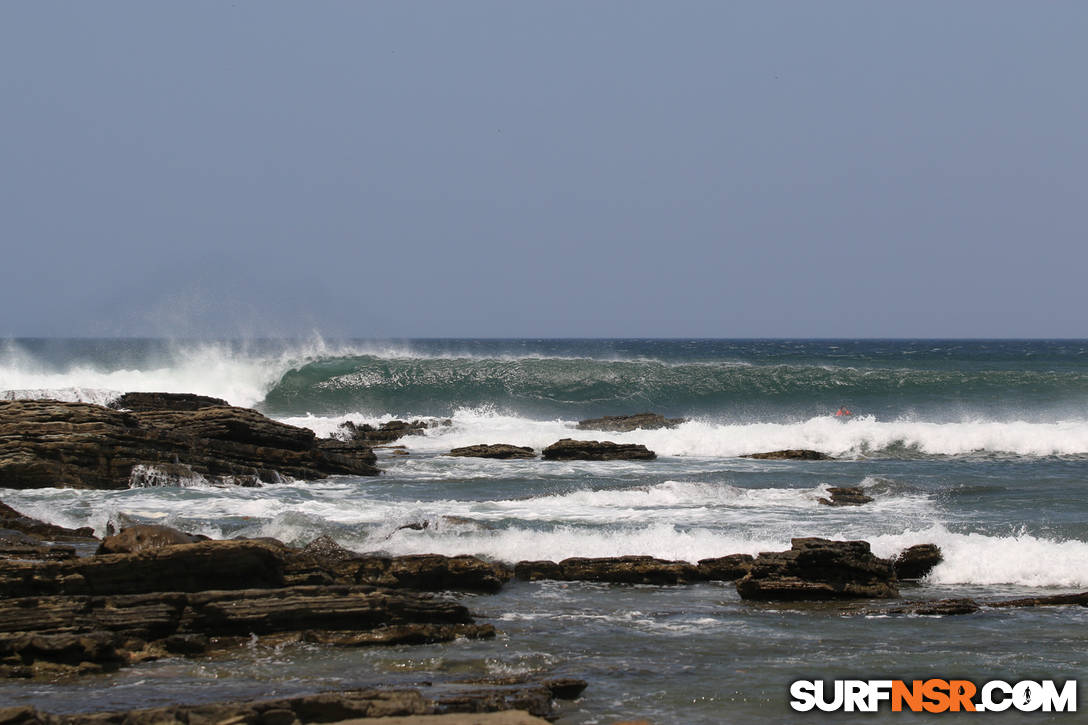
[2,2,1086,338]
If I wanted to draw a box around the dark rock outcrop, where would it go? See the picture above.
[696,554,755,581]
[339,419,448,445]
[514,556,700,585]
[541,439,656,461]
[893,544,943,580]
[0,398,379,489]
[0,585,492,678]
[818,486,874,506]
[286,539,512,594]
[0,540,287,598]
[735,538,898,600]
[0,501,96,542]
[0,502,98,561]
[448,445,536,459]
[0,534,507,680]
[576,413,685,432]
[743,450,832,460]
[108,392,230,412]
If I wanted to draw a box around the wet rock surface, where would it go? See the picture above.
[735,538,899,600]
[893,543,943,580]
[108,392,230,412]
[817,486,874,506]
[575,413,685,432]
[447,445,536,459]
[0,532,512,679]
[0,398,379,489]
[880,598,982,616]
[0,502,96,542]
[0,681,580,723]
[0,502,98,561]
[338,419,449,445]
[515,556,700,585]
[541,439,656,461]
[742,449,832,460]
[286,538,512,593]
[695,554,755,581]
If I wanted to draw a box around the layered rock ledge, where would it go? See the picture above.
[735,538,898,600]
[541,439,656,461]
[0,512,515,679]
[0,396,379,489]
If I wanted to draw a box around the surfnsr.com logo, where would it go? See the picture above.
[790,679,1077,713]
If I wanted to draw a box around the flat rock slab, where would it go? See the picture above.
[0,585,490,677]
[515,556,699,585]
[0,540,287,597]
[287,539,512,593]
[447,445,536,460]
[575,413,685,432]
[108,392,230,412]
[541,439,656,461]
[743,450,832,460]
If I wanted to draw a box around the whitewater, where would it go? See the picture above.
[2,338,1086,723]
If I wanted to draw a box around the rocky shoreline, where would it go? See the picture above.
[2,398,1086,723]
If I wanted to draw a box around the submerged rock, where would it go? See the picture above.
[448,444,536,459]
[893,543,943,580]
[735,538,898,601]
[817,486,874,506]
[0,398,379,489]
[988,591,1088,608]
[541,439,656,461]
[743,450,832,460]
[575,413,685,432]
[880,598,981,616]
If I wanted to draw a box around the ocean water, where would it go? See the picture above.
[1,338,1086,723]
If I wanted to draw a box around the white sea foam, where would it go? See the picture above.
[282,407,1088,458]
[0,336,355,408]
[4,482,1084,588]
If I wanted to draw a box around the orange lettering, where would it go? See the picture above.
[892,680,924,712]
[922,679,951,713]
[948,680,977,712]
